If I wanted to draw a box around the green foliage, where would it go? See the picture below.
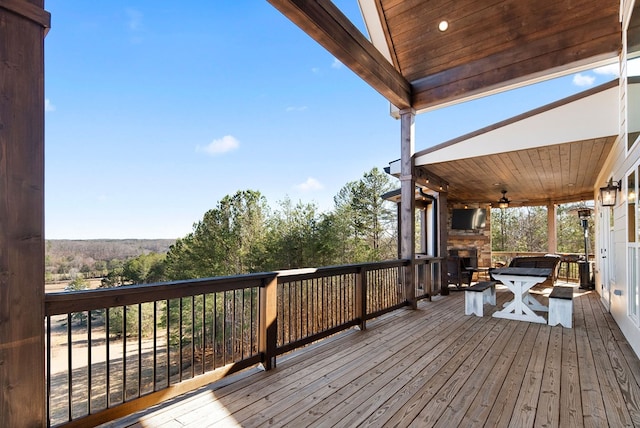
[491,203,595,253]
[106,303,156,339]
[101,253,166,287]
[65,276,89,291]
[332,167,396,262]
[164,190,269,280]
[65,277,90,325]
[102,168,398,281]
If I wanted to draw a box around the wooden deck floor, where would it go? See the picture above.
[103,286,640,427]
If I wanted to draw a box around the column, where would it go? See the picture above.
[0,1,50,426]
[547,203,557,253]
[399,108,416,308]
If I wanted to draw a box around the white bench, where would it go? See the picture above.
[465,281,497,317]
[548,286,573,328]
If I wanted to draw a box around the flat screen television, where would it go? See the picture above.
[451,208,486,230]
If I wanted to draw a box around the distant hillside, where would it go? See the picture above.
[47,239,175,261]
[46,239,176,282]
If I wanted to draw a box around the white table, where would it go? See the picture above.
[491,267,551,324]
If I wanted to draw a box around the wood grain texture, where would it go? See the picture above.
[0,3,46,426]
[271,0,620,110]
[422,136,616,206]
[103,288,640,428]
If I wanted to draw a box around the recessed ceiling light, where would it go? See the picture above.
[438,20,449,32]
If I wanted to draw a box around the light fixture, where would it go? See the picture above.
[577,207,592,222]
[438,20,449,32]
[576,207,594,290]
[498,190,510,209]
[599,178,621,207]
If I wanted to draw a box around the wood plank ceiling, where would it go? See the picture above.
[268,0,623,205]
[269,0,621,111]
[425,137,616,206]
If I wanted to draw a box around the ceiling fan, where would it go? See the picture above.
[497,189,529,208]
[498,190,510,208]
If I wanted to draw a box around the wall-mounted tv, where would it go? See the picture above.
[451,208,486,230]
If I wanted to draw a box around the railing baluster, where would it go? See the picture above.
[242,288,246,359]
[46,315,51,427]
[201,294,206,374]
[233,290,237,361]
[87,310,92,415]
[179,298,183,382]
[166,300,170,386]
[67,313,72,420]
[106,308,110,408]
[223,291,227,366]
[153,300,157,392]
[123,306,127,402]
[250,288,255,355]
[213,293,218,370]
[136,304,141,398]
[190,296,195,379]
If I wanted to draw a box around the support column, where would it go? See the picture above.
[0,2,50,426]
[438,192,450,295]
[399,108,416,308]
[547,203,557,254]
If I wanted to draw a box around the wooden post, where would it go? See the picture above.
[259,275,278,370]
[355,268,367,330]
[0,2,50,426]
[438,192,450,295]
[399,108,416,308]
[547,203,558,254]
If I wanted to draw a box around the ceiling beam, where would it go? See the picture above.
[268,0,411,109]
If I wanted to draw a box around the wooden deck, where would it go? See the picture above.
[102,286,640,427]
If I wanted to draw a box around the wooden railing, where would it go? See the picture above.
[44,257,441,427]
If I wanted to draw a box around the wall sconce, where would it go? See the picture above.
[599,178,621,206]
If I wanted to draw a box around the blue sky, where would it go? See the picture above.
[44,1,626,239]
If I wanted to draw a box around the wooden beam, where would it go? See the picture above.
[268,0,411,109]
[0,3,46,426]
[412,28,620,111]
[414,166,449,194]
[0,0,51,30]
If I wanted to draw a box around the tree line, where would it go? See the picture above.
[94,167,398,288]
[491,204,595,254]
[62,166,596,291]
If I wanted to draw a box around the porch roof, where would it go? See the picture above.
[389,77,640,206]
[267,0,622,113]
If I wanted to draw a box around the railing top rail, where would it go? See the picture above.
[275,259,417,282]
[45,257,444,316]
[45,271,277,316]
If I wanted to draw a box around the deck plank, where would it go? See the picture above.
[237,303,469,427]
[574,291,608,427]
[534,324,562,428]
[585,290,640,426]
[429,320,520,428]
[455,320,530,427]
[102,289,640,428]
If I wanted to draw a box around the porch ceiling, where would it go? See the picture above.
[268,0,621,112]
[422,136,617,206]
[408,78,640,206]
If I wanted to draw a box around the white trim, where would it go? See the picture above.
[357,0,393,64]
[416,85,621,165]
